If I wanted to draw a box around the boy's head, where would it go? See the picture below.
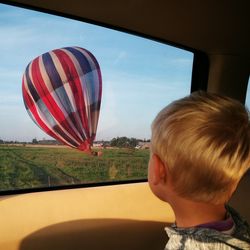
[149,91,250,205]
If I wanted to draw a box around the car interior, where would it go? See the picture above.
[0,1,249,250]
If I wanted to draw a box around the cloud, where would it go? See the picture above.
[169,58,193,66]
[97,79,119,139]
[113,51,128,65]
[95,69,191,140]
[0,68,22,84]
[0,94,22,106]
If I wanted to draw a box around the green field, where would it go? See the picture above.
[0,145,149,191]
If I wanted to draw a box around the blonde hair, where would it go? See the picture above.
[151,91,250,204]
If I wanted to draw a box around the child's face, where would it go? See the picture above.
[148,153,158,199]
[148,153,154,188]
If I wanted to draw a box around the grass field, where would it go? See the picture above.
[0,145,149,191]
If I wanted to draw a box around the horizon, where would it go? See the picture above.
[0,136,151,144]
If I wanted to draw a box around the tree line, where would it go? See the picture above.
[0,137,150,148]
[110,137,150,148]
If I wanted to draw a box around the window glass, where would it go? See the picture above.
[0,4,193,191]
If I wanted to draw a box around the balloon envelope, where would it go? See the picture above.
[22,47,102,152]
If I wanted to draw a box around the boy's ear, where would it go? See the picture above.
[152,154,167,185]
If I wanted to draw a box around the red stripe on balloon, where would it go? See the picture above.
[22,83,64,143]
[31,57,82,144]
[53,49,90,139]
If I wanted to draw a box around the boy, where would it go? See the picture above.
[148,91,250,249]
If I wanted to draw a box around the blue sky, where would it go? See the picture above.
[0,3,193,142]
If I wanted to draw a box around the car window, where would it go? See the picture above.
[0,3,193,192]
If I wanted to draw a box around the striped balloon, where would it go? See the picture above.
[22,47,102,152]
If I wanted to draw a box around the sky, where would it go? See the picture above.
[0,3,194,142]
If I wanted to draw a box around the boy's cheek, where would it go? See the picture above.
[148,158,163,200]
[147,162,152,184]
[148,158,170,203]
[147,159,155,190]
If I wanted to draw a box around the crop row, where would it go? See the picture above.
[0,146,149,191]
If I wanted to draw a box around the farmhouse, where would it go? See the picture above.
[136,142,150,149]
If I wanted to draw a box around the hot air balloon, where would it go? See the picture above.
[22,46,102,153]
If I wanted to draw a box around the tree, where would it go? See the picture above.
[110,137,139,148]
[32,138,38,144]
[129,137,138,147]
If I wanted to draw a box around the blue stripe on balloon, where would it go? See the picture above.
[83,73,96,105]
[27,108,41,129]
[42,52,62,89]
[53,125,79,147]
[55,87,73,114]
[56,87,86,139]
[25,64,40,102]
[67,47,98,107]
[65,47,92,75]
[42,53,77,127]
[53,87,85,139]
[37,99,57,127]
